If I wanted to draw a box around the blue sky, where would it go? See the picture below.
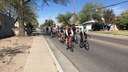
[37,0,128,25]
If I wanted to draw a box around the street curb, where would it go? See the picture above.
[42,36,64,72]
[46,38,79,72]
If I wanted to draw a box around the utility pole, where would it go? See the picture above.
[73,0,76,15]
[72,0,76,24]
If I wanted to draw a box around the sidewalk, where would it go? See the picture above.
[23,36,57,72]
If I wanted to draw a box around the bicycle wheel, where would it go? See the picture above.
[75,36,78,44]
[84,42,89,50]
[79,43,83,48]
[70,44,74,52]
[70,47,74,52]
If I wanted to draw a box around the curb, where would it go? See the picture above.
[42,36,64,72]
[46,38,79,72]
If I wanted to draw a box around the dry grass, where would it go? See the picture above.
[0,36,33,72]
[90,30,128,36]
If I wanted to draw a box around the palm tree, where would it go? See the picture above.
[103,9,115,23]
[103,9,115,30]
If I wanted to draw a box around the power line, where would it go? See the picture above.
[76,0,128,13]
[99,0,128,9]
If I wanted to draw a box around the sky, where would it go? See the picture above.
[37,0,128,25]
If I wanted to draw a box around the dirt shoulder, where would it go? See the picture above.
[89,30,128,36]
[0,36,33,72]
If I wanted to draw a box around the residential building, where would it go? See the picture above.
[0,12,14,38]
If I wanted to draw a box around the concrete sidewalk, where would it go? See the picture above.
[23,36,57,72]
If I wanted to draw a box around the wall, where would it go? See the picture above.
[0,12,14,38]
[86,24,92,30]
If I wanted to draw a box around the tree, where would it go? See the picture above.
[43,19,54,26]
[56,12,72,26]
[57,14,65,23]
[78,12,89,24]
[0,0,69,36]
[99,9,115,30]
[116,10,128,30]
[0,0,36,36]
[103,9,115,24]
[78,2,104,24]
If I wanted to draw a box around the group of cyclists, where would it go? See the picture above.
[56,24,90,50]
[44,23,90,51]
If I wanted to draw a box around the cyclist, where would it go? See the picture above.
[59,25,64,40]
[65,24,74,49]
[79,27,90,44]
[72,24,76,35]
[57,25,60,37]
[72,24,78,43]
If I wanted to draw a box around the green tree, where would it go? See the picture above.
[56,12,72,26]
[78,2,104,24]
[43,19,54,26]
[78,12,89,24]
[103,9,115,24]
[116,10,128,30]
[0,0,69,36]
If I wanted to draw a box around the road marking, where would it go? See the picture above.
[90,38,128,49]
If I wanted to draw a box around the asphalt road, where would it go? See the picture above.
[44,34,128,72]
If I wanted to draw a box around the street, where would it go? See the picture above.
[44,34,128,72]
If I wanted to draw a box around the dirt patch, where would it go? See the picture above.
[0,36,33,72]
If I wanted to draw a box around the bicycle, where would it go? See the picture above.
[79,39,89,50]
[72,34,78,44]
[67,36,74,52]
[59,33,65,43]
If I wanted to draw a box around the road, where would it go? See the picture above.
[44,34,128,72]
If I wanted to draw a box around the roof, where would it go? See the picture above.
[83,20,96,24]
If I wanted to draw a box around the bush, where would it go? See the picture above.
[117,24,128,30]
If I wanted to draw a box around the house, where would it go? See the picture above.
[83,20,119,31]
[108,24,119,31]
[0,12,14,38]
[56,23,63,27]
[83,20,96,32]
[13,21,28,36]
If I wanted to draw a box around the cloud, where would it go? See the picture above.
[111,5,127,16]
